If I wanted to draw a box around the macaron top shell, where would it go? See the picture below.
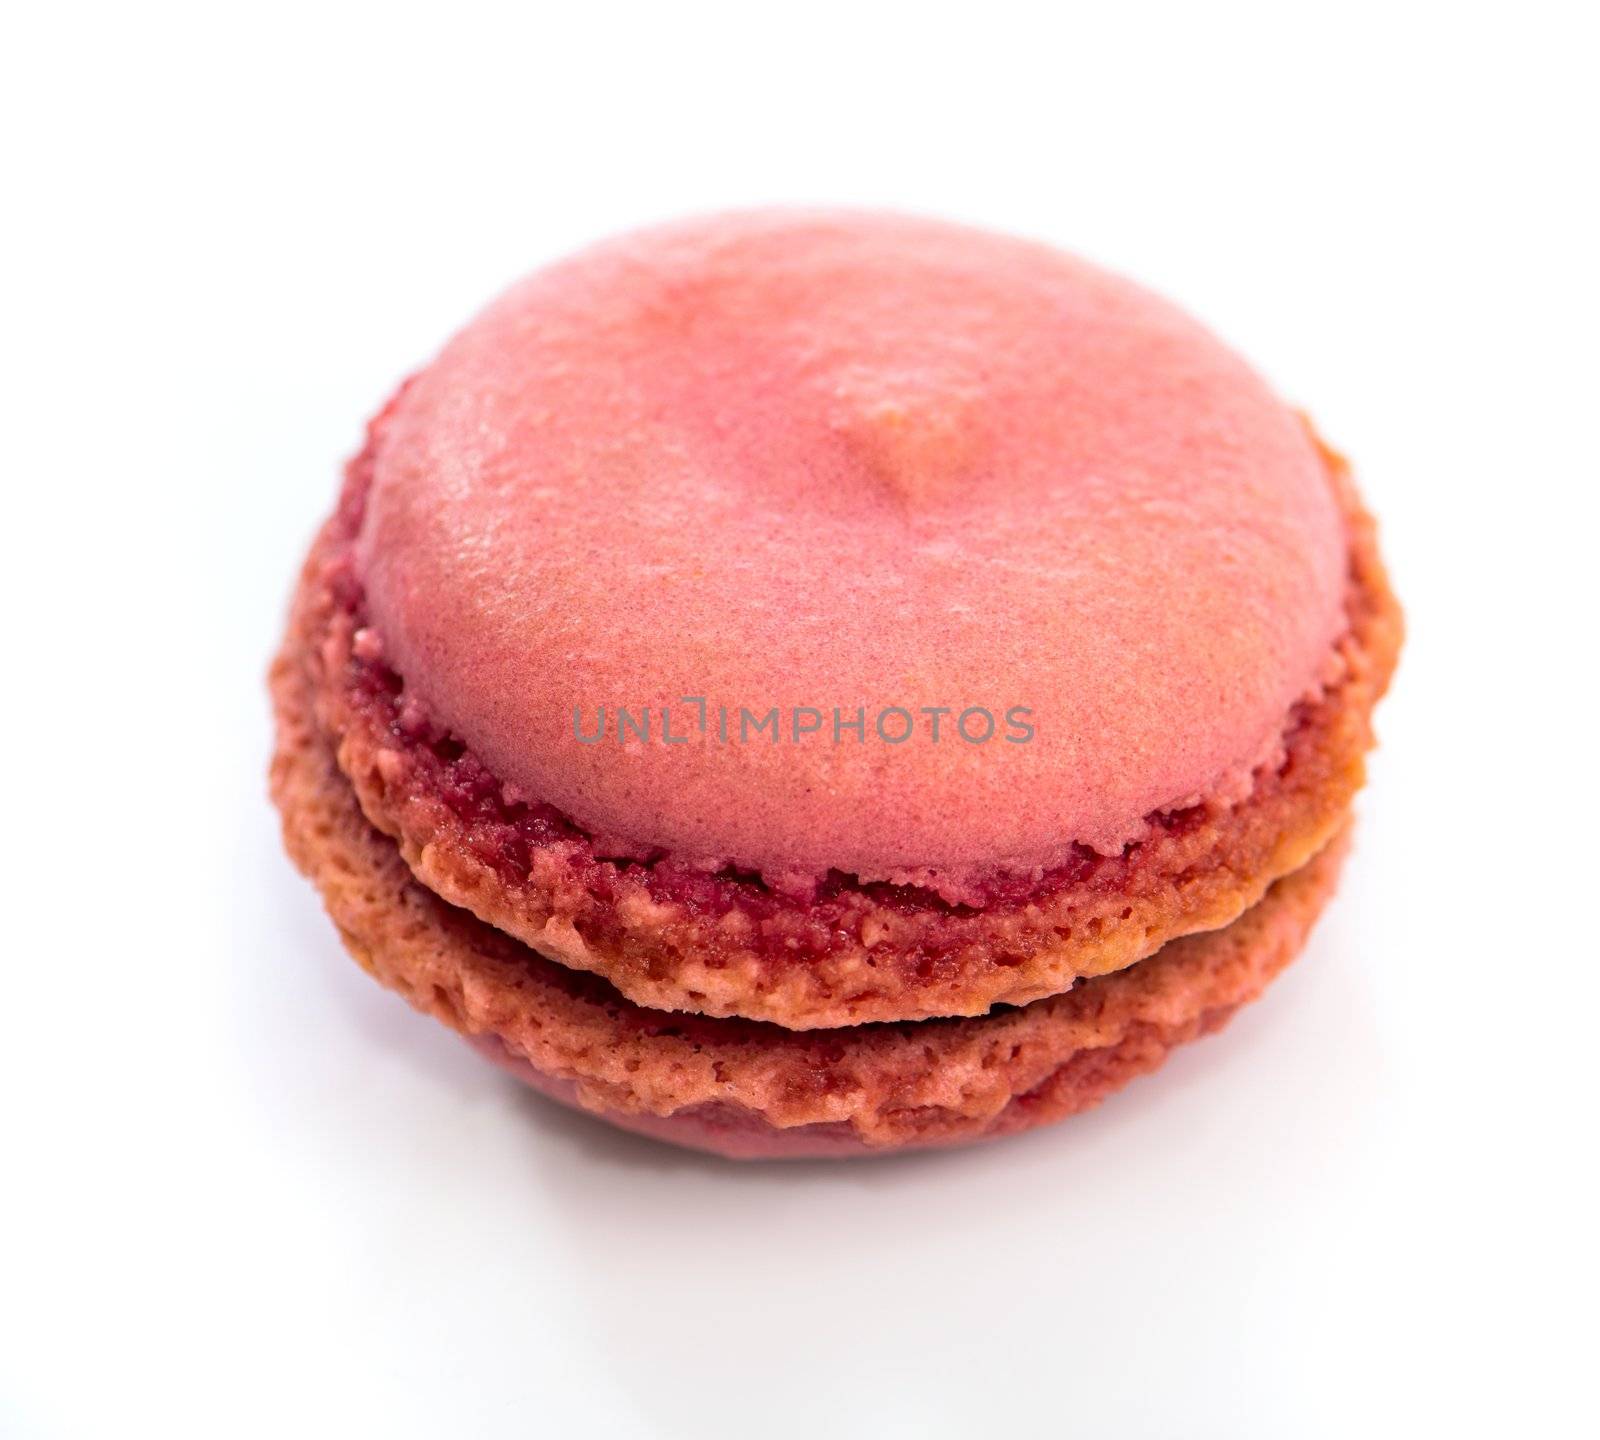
[356,210,1347,898]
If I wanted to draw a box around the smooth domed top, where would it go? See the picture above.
[356,210,1348,900]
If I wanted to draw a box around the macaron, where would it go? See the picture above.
[272,210,1400,1156]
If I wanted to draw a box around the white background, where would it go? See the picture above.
[4,3,1596,1436]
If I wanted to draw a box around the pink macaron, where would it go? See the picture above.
[273,210,1400,1155]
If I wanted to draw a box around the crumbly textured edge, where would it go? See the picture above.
[294,425,1399,1028]
[272,641,1350,1152]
